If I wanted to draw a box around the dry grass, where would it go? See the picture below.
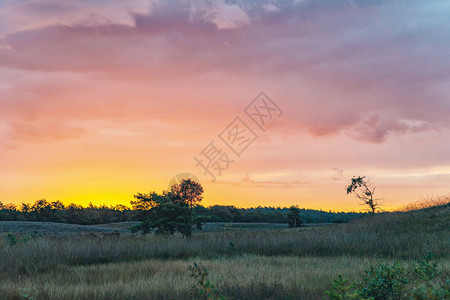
[399,194,450,212]
[3,255,448,299]
[1,203,448,276]
[0,199,448,299]
[0,228,446,277]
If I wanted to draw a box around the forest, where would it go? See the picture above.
[0,199,366,225]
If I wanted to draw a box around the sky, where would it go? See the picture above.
[0,0,449,211]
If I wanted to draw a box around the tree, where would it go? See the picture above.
[131,179,206,237]
[346,176,381,216]
[170,178,205,238]
[287,205,302,227]
[31,199,52,221]
[20,203,31,213]
[209,205,233,222]
[51,200,65,210]
[131,192,173,234]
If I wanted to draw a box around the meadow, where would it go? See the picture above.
[0,199,448,299]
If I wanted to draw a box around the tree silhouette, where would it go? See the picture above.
[346,176,381,216]
[287,205,302,227]
[0,197,367,224]
[131,179,207,237]
[170,178,204,237]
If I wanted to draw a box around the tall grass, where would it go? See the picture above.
[0,200,448,299]
[0,202,448,277]
[3,256,447,299]
[399,194,450,212]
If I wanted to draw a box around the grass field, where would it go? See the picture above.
[0,221,331,235]
[0,200,448,299]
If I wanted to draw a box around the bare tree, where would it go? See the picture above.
[346,176,382,216]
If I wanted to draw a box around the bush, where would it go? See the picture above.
[326,253,444,300]
[410,252,439,281]
[359,258,409,299]
[410,280,450,300]
[325,275,371,300]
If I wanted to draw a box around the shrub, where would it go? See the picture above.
[410,252,439,281]
[325,275,371,300]
[410,280,450,300]
[189,262,225,300]
[326,253,445,300]
[5,233,18,245]
[359,258,409,299]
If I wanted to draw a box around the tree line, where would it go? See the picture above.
[0,200,131,225]
[0,193,367,226]
[0,199,366,225]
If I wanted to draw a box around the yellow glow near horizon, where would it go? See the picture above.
[1,1,449,211]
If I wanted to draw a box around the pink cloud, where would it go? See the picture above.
[1,1,448,143]
[0,0,449,177]
[7,121,86,144]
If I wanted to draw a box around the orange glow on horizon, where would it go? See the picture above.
[1,1,449,211]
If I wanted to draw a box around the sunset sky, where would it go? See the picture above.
[0,0,449,211]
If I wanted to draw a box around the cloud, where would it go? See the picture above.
[263,4,281,13]
[0,0,150,34]
[0,0,449,148]
[348,115,436,143]
[1,0,450,208]
[7,121,86,145]
[332,168,343,181]
[182,0,250,29]
[214,172,311,188]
